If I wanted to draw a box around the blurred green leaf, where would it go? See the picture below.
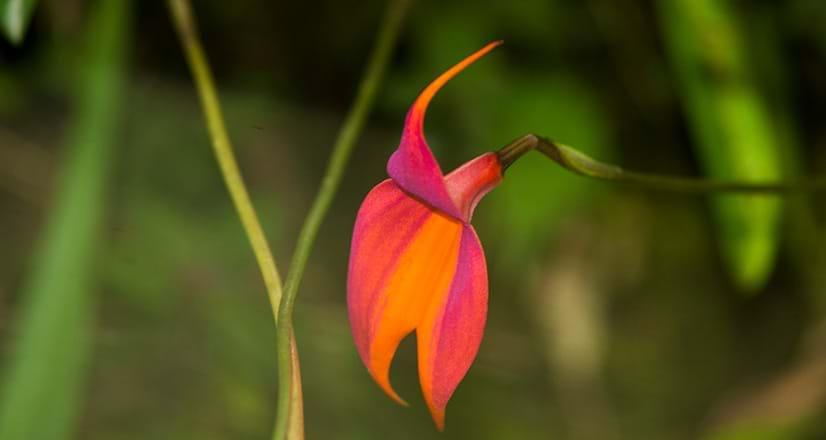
[0,1,130,439]
[0,0,37,45]
[657,0,784,291]
[747,4,826,310]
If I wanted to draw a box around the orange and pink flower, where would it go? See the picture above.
[347,41,503,430]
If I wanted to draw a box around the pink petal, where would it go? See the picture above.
[416,225,489,430]
[387,41,502,220]
[445,152,503,222]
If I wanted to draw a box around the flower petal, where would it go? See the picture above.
[348,180,464,404]
[387,41,502,219]
[416,225,489,430]
[445,152,503,222]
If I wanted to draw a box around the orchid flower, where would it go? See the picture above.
[347,41,504,430]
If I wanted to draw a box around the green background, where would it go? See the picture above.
[1,0,826,439]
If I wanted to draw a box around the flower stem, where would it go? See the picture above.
[167,0,284,316]
[497,134,826,193]
[168,1,305,435]
[272,0,411,438]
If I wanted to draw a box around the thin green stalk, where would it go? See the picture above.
[167,1,304,437]
[497,134,826,193]
[273,0,411,438]
[166,0,283,319]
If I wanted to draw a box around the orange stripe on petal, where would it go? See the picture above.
[349,181,428,356]
[348,180,464,405]
[368,212,462,403]
[407,41,503,131]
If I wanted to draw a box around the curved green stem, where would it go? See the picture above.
[167,0,283,317]
[272,0,411,439]
[168,1,304,436]
[497,134,826,193]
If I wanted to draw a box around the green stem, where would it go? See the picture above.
[167,2,303,436]
[497,134,826,193]
[273,0,411,438]
[167,0,284,318]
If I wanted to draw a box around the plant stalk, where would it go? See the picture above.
[497,134,826,193]
[273,0,411,438]
[167,0,284,315]
[167,1,304,437]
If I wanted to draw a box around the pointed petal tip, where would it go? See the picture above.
[389,41,505,218]
[384,386,410,408]
[412,40,504,114]
[489,39,505,49]
[415,225,489,431]
[367,346,412,408]
[433,410,446,432]
[372,372,410,407]
[424,393,446,431]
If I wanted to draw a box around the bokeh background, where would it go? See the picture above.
[2,0,826,439]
